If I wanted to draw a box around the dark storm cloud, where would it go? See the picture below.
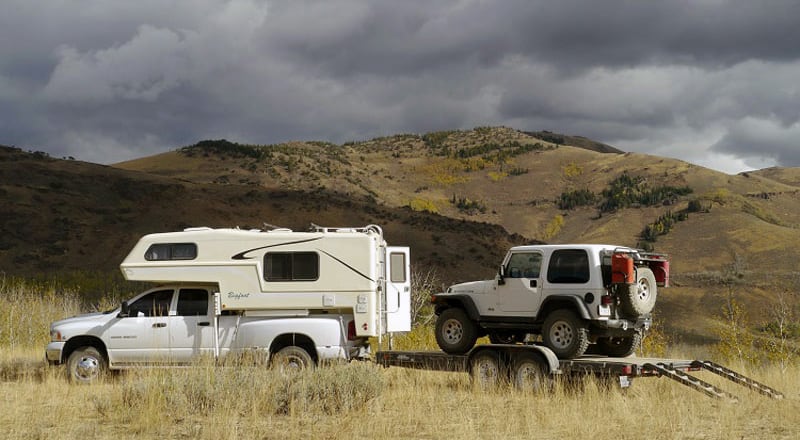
[1,0,799,172]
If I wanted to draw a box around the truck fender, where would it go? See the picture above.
[432,294,481,321]
[537,296,592,322]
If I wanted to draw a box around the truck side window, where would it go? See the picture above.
[177,289,209,316]
[547,249,590,284]
[128,289,173,317]
[506,253,542,278]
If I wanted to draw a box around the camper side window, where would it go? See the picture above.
[145,243,197,261]
[264,252,319,281]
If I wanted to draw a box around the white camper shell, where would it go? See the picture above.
[119,224,411,337]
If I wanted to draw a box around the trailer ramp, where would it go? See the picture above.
[692,361,784,400]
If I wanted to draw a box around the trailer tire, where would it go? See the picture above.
[66,346,107,384]
[470,351,504,389]
[511,353,551,393]
[271,346,314,373]
[596,332,642,357]
[542,309,589,359]
[435,308,478,354]
[621,268,657,316]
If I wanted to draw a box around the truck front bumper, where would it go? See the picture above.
[45,342,65,365]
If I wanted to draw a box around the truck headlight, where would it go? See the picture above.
[50,330,63,342]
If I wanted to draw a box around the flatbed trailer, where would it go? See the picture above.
[376,345,784,401]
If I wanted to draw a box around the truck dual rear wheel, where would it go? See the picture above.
[621,267,658,316]
[67,346,107,384]
[542,309,590,359]
[435,308,478,354]
[271,346,314,373]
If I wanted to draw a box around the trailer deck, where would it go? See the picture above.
[376,347,784,401]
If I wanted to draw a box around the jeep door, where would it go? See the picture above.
[497,251,543,313]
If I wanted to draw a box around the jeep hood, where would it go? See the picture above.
[446,280,493,295]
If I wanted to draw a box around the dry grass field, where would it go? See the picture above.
[1,278,798,439]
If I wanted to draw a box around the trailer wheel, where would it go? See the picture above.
[511,353,551,393]
[620,267,657,316]
[66,346,107,384]
[596,332,642,357]
[470,351,504,389]
[542,309,589,359]
[435,308,478,354]
[271,346,314,373]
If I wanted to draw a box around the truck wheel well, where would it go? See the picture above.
[63,336,107,364]
[270,334,318,364]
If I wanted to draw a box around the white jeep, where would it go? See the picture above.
[431,244,669,359]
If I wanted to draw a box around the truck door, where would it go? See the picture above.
[498,252,542,313]
[385,246,411,332]
[169,288,215,362]
[106,288,174,364]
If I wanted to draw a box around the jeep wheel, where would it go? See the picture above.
[435,308,478,354]
[541,309,589,359]
[596,332,642,357]
[621,267,657,316]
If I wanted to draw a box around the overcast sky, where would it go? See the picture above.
[2,0,799,174]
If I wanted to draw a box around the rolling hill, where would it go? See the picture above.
[4,126,800,342]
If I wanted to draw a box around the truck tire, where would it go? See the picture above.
[511,353,551,393]
[542,309,589,359]
[66,346,107,384]
[596,332,642,357]
[435,308,478,354]
[271,346,314,373]
[620,267,657,316]
[470,350,504,389]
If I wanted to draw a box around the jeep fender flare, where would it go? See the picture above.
[536,295,592,322]
[432,294,481,321]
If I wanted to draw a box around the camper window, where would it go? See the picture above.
[265,252,319,281]
[145,243,197,261]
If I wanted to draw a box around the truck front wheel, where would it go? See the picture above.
[67,346,107,384]
[435,308,478,354]
[542,309,589,359]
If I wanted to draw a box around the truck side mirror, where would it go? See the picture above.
[498,265,506,285]
[118,301,130,318]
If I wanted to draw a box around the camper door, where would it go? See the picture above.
[385,246,411,332]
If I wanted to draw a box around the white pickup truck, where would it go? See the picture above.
[46,224,411,383]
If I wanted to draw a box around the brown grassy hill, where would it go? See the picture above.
[115,127,800,341]
[0,145,523,293]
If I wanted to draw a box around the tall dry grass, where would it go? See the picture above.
[1,278,798,439]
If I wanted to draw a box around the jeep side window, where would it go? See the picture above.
[505,253,542,278]
[128,289,173,317]
[546,249,590,284]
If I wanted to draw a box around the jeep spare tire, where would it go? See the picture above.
[620,267,657,316]
[435,308,478,354]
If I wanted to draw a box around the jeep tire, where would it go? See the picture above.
[541,309,590,359]
[620,267,657,316]
[435,307,478,354]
